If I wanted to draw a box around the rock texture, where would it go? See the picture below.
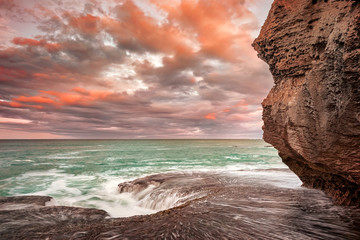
[253,0,360,206]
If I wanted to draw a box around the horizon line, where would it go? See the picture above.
[0,138,264,140]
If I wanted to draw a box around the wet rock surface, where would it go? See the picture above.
[1,170,360,239]
[253,0,360,206]
[0,196,53,210]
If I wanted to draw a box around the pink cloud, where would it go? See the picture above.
[12,37,61,52]
[0,0,272,139]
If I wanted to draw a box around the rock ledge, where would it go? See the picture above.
[253,0,360,206]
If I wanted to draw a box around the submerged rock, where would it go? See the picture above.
[0,196,109,239]
[252,0,360,206]
[0,196,53,210]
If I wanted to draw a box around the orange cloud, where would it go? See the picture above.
[14,95,55,104]
[8,101,23,108]
[39,88,118,107]
[5,101,44,110]
[204,100,250,121]
[4,88,118,111]
[11,0,256,62]
[72,87,90,95]
[151,0,255,61]
[234,101,249,111]
[12,37,61,52]
[204,112,216,120]
[44,43,61,52]
[12,37,41,46]
[235,100,248,107]
[41,90,95,106]
[69,14,100,35]
[33,73,50,79]
[100,1,194,55]
[0,66,28,80]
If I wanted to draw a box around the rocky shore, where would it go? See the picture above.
[2,171,360,239]
[253,0,360,206]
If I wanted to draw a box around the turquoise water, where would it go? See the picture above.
[0,139,286,216]
[2,140,360,239]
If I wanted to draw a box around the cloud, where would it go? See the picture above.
[0,0,273,139]
[12,37,61,52]
[204,112,217,120]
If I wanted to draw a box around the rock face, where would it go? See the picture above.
[253,0,360,206]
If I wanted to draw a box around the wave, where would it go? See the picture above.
[2,169,360,239]
[117,173,208,212]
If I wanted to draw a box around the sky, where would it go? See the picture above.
[0,0,273,139]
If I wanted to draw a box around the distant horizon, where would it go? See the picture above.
[0,138,264,140]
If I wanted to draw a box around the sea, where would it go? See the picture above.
[1,139,359,239]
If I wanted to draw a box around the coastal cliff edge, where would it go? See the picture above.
[253,0,360,206]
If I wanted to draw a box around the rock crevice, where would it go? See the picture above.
[253,0,360,206]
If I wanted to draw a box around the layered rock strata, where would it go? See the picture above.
[253,0,360,206]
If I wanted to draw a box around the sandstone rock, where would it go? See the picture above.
[253,0,360,206]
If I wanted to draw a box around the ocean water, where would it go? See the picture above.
[1,139,360,239]
[0,139,285,216]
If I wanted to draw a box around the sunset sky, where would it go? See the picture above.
[0,0,273,139]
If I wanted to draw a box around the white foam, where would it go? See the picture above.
[40,151,89,160]
[226,170,302,189]
[0,203,38,210]
[30,179,82,196]
[44,175,204,218]
[45,198,57,206]
[56,177,158,217]
[222,163,288,171]
[14,159,34,162]
[17,173,157,218]
[16,169,66,178]
[6,162,296,218]
[225,156,242,160]
[90,193,157,217]
[136,189,202,211]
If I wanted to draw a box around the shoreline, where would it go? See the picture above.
[1,169,360,239]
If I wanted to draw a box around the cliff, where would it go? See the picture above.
[253,0,360,206]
